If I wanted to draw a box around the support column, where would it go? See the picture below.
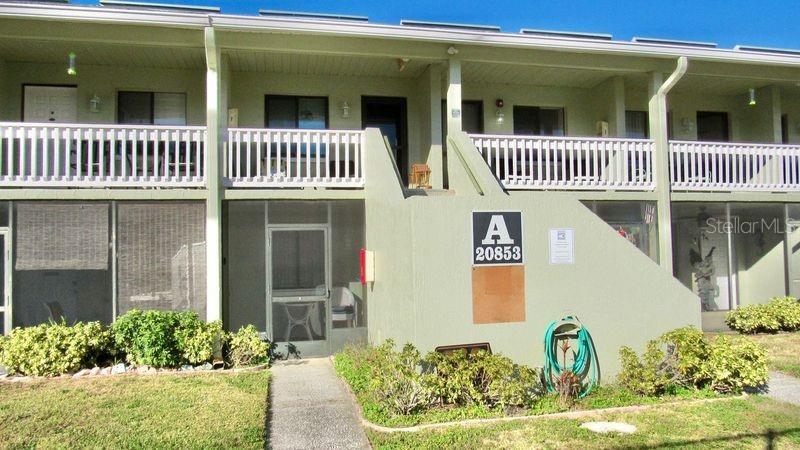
[204,27,223,322]
[649,57,688,274]
[769,85,783,143]
[426,64,444,189]
[612,76,626,137]
[446,57,462,135]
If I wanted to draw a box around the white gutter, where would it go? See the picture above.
[207,14,800,67]
[658,56,689,96]
[1,2,800,68]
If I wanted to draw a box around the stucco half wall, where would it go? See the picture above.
[363,128,701,379]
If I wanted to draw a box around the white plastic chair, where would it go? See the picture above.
[331,287,356,327]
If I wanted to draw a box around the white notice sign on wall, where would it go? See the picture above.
[549,228,574,265]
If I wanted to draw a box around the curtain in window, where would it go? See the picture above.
[116,202,206,318]
[15,202,109,270]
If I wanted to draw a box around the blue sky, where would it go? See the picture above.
[72,0,800,50]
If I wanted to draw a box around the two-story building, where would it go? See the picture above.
[1,1,799,375]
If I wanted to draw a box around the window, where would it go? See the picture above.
[265,95,328,129]
[513,106,565,136]
[117,91,187,126]
[626,111,649,139]
[696,111,729,142]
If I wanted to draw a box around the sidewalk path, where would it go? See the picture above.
[766,371,800,406]
[267,358,370,450]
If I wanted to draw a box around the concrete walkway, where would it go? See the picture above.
[267,358,370,450]
[766,371,800,406]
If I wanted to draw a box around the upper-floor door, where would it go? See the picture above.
[23,85,77,123]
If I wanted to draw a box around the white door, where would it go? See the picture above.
[23,86,78,123]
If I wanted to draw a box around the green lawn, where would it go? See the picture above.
[0,371,270,449]
[367,396,800,449]
[741,332,800,377]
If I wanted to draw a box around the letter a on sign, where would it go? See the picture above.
[481,215,514,245]
[472,211,523,266]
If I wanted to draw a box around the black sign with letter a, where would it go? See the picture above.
[472,211,524,266]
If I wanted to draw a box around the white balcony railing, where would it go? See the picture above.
[0,122,206,188]
[670,140,800,191]
[470,134,655,190]
[224,128,365,188]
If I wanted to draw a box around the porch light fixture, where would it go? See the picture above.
[495,99,505,125]
[748,88,757,106]
[447,46,459,55]
[89,94,101,113]
[67,52,77,76]
[341,101,350,118]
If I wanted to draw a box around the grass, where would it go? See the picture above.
[367,396,800,449]
[740,331,800,377]
[0,370,270,448]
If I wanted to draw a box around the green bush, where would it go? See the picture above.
[334,340,543,418]
[726,304,781,334]
[227,325,270,368]
[768,296,800,331]
[618,326,768,395]
[725,296,800,334]
[426,349,542,409]
[695,335,769,393]
[111,310,222,368]
[0,321,113,376]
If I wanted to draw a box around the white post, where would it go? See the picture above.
[446,57,463,135]
[427,64,444,189]
[612,76,626,137]
[204,27,223,323]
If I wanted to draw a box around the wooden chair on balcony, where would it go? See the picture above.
[410,164,431,189]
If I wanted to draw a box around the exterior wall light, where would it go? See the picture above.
[495,99,505,125]
[681,117,695,132]
[341,101,350,118]
[67,52,77,76]
[89,94,101,113]
[748,88,757,106]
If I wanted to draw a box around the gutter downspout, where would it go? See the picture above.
[650,56,688,273]
[204,26,223,323]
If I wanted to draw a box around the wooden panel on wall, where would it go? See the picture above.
[472,265,525,324]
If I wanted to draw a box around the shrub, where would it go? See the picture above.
[726,304,781,334]
[695,335,769,393]
[425,349,542,409]
[768,296,800,331]
[334,341,543,418]
[617,326,768,395]
[111,310,222,368]
[0,321,113,376]
[227,325,270,368]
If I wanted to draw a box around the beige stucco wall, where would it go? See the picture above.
[0,62,206,125]
[364,129,701,379]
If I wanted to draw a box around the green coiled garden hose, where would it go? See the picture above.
[543,315,600,398]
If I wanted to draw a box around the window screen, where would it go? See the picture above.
[626,111,649,139]
[118,91,153,125]
[266,96,328,129]
[117,203,206,318]
[513,106,564,136]
[118,92,187,125]
[15,203,109,270]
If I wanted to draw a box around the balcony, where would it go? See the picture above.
[669,140,800,192]
[0,123,206,188]
[224,128,365,188]
[469,134,655,190]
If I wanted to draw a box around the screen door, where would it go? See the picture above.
[267,226,330,357]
